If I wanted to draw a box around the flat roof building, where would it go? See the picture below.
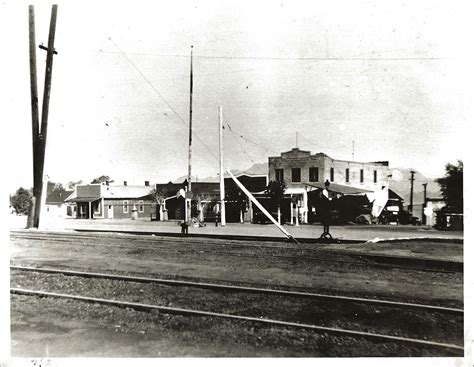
[268,148,391,223]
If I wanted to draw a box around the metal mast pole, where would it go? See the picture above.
[409,170,415,215]
[27,5,40,228]
[219,106,226,226]
[33,4,58,228]
[186,45,193,221]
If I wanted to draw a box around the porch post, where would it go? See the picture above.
[295,202,299,226]
[303,190,308,224]
[290,195,293,225]
[249,199,253,223]
[89,202,91,219]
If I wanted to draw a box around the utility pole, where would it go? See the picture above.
[422,183,428,225]
[27,5,40,228]
[352,140,355,161]
[296,131,298,148]
[186,45,193,222]
[409,170,415,215]
[28,4,58,228]
[219,106,226,226]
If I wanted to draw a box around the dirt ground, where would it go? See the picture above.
[9,231,464,357]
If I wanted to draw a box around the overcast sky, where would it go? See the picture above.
[2,0,471,190]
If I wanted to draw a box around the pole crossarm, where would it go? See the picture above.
[39,44,58,54]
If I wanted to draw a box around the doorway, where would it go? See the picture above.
[107,205,114,219]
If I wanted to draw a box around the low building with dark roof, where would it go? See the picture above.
[155,174,268,222]
[45,187,74,218]
[66,181,154,219]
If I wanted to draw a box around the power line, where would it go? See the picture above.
[231,130,257,166]
[97,50,450,62]
[298,132,352,152]
[223,118,279,155]
[222,119,258,166]
[107,37,219,163]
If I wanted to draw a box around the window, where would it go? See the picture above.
[309,167,319,182]
[374,170,377,183]
[360,169,364,183]
[138,200,144,213]
[330,168,334,182]
[275,169,284,182]
[292,168,301,182]
[345,168,350,183]
[123,200,129,214]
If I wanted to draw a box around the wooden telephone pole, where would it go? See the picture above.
[185,45,193,222]
[27,5,40,228]
[422,183,428,225]
[409,170,415,215]
[27,4,58,228]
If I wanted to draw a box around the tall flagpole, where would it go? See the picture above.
[219,106,226,226]
[186,45,193,221]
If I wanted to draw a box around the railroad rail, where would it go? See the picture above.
[11,287,463,353]
[10,230,462,273]
[11,265,463,314]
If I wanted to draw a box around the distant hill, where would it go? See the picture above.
[172,174,219,183]
[173,162,268,183]
[236,162,268,176]
[389,168,442,204]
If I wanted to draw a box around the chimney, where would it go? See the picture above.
[145,181,150,186]
[124,181,127,186]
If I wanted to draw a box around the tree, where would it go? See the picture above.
[11,187,33,215]
[265,180,287,224]
[67,180,83,189]
[436,160,463,213]
[91,175,111,184]
[149,187,168,203]
[47,181,67,195]
[149,188,168,220]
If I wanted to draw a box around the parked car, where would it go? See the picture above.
[435,212,463,230]
[354,214,371,225]
[253,211,287,224]
[409,216,422,226]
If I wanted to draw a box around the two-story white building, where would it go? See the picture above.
[268,148,391,223]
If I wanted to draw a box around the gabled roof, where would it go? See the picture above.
[388,189,404,201]
[102,185,153,199]
[66,184,153,202]
[46,190,73,204]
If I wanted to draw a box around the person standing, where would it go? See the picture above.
[180,220,189,235]
[319,180,333,239]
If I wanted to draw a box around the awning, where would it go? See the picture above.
[305,182,373,195]
[285,187,307,195]
[65,197,101,203]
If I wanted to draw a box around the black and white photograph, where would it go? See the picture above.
[1,0,471,365]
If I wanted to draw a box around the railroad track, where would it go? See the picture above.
[10,230,462,273]
[11,265,464,355]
